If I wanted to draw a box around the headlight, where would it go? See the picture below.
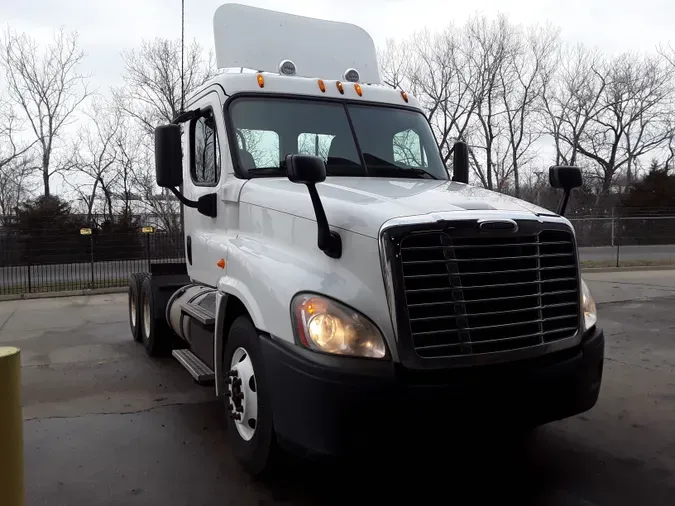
[291,294,387,359]
[581,279,597,331]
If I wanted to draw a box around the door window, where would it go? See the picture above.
[191,109,221,185]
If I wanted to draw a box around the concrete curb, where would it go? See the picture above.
[581,266,675,274]
[0,287,127,302]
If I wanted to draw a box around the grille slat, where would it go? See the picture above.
[396,226,580,359]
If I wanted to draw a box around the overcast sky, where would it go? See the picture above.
[2,0,674,94]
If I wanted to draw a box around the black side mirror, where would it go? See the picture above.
[286,153,326,184]
[285,154,341,259]
[451,141,469,184]
[549,165,583,216]
[155,124,183,188]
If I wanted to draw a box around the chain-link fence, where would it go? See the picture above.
[569,213,675,267]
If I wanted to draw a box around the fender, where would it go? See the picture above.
[213,291,228,396]
[217,214,398,360]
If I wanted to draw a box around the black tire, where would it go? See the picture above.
[140,276,171,357]
[224,316,279,476]
[128,272,148,343]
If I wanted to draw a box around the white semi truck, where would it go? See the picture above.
[127,3,604,475]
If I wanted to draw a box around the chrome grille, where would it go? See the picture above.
[397,227,580,358]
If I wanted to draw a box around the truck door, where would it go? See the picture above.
[182,92,226,285]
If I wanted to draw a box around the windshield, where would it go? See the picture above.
[228,96,448,180]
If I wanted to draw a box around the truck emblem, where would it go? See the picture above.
[477,219,518,232]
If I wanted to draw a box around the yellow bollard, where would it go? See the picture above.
[0,347,24,506]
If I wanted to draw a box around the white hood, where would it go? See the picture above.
[239,177,557,238]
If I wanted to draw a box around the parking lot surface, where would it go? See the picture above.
[0,270,674,505]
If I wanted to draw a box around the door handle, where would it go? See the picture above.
[187,235,192,265]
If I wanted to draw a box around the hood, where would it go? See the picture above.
[239,177,557,238]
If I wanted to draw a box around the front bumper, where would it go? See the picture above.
[260,327,604,458]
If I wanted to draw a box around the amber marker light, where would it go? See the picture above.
[256,73,265,88]
[318,79,326,92]
[336,81,344,94]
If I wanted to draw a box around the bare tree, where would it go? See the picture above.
[541,44,606,168]
[67,100,122,222]
[0,100,36,222]
[0,27,91,196]
[574,52,673,194]
[462,14,514,190]
[113,38,216,136]
[380,29,477,166]
[0,100,35,169]
[0,156,36,224]
[499,24,560,196]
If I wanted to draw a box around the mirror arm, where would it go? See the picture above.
[169,186,198,208]
[168,187,217,218]
[557,189,571,216]
[306,183,342,259]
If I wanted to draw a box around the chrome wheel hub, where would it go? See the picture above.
[226,347,258,441]
[130,293,137,328]
[143,296,151,339]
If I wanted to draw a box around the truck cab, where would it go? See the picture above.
[127,2,604,476]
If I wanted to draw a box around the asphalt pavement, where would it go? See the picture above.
[0,271,674,505]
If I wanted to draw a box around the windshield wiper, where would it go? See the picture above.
[247,167,286,176]
[363,153,438,179]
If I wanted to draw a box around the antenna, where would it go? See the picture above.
[180,0,185,114]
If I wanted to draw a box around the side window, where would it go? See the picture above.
[297,133,335,161]
[393,128,427,168]
[236,129,280,169]
[192,110,221,185]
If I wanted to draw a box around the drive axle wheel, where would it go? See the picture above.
[223,316,278,476]
[140,276,171,357]
[128,273,148,342]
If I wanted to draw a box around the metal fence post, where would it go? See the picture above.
[0,347,24,506]
[611,207,615,248]
[90,233,95,289]
[26,263,31,294]
[616,214,621,268]
[145,232,151,271]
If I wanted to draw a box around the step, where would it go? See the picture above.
[172,349,215,384]
[181,302,215,328]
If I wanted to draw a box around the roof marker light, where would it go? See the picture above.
[318,79,326,92]
[354,83,362,96]
[401,90,409,103]
[336,81,344,94]
[344,68,360,83]
[257,73,265,88]
[279,59,297,76]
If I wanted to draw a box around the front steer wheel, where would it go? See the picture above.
[139,276,172,357]
[224,316,280,476]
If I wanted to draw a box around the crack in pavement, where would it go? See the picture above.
[23,399,209,422]
[0,307,17,335]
